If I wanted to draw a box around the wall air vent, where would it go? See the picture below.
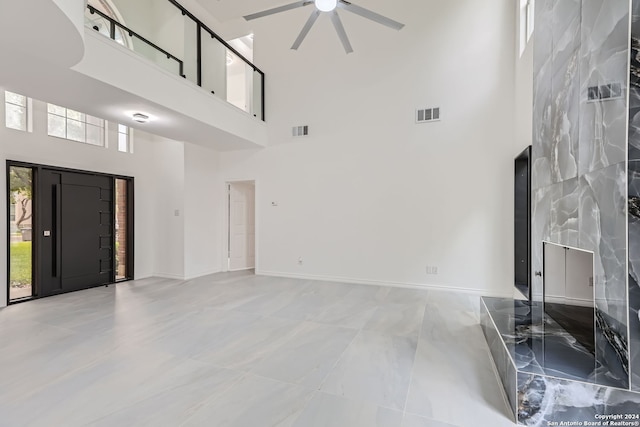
[416,107,440,124]
[292,125,309,137]
[587,82,623,102]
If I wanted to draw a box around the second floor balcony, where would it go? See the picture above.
[84,0,265,122]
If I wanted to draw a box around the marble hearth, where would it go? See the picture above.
[481,297,640,425]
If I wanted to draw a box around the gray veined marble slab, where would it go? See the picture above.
[291,392,403,427]
[140,307,263,360]
[549,178,580,247]
[550,0,581,185]
[0,344,229,427]
[405,330,512,426]
[382,288,430,305]
[0,273,516,426]
[579,0,628,176]
[532,0,553,191]
[320,330,417,411]
[190,315,302,370]
[180,373,315,427]
[363,301,425,339]
[272,290,380,329]
[420,298,479,343]
[579,163,627,325]
[250,321,358,388]
[425,289,480,315]
[531,183,563,301]
[86,367,243,427]
[401,414,458,427]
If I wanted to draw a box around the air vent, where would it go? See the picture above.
[292,125,309,137]
[587,82,623,102]
[416,107,440,124]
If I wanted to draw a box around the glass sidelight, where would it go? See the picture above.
[8,166,34,301]
[115,178,129,281]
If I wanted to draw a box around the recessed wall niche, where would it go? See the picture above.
[543,242,595,355]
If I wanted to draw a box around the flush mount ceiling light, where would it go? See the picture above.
[132,113,149,123]
[243,0,404,54]
[315,0,337,12]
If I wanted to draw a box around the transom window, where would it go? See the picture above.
[5,91,29,132]
[118,124,131,153]
[519,0,535,57]
[47,104,106,146]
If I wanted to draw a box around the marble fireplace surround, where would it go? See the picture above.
[480,0,640,423]
[530,0,638,392]
[481,297,640,425]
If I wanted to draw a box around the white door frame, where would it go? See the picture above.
[223,179,258,273]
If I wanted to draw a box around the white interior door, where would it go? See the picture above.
[228,182,255,271]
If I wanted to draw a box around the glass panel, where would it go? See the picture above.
[118,124,127,134]
[66,109,85,121]
[47,114,66,138]
[67,119,85,142]
[115,179,128,280]
[85,7,111,38]
[183,16,199,84]
[86,124,103,146]
[47,103,66,116]
[5,91,26,107]
[201,29,227,99]
[9,166,33,301]
[226,50,249,112]
[118,130,128,152]
[253,70,264,120]
[86,114,103,126]
[6,104,27,131]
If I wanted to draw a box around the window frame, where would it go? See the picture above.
[4,91,31,132]
[117,124,132,153]
[46,104,106,147]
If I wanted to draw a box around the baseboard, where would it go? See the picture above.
[183,269,223,281]
[152,273,186,280]
[258,270,513,298]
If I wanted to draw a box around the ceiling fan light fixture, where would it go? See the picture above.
[315,0,337,12]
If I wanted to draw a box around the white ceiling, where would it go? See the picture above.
[195,0,305,23]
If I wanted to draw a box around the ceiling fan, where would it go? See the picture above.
[243,0,405,54]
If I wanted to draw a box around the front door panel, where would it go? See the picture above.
[39,169,113,297]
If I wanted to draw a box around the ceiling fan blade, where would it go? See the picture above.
[291,10,321,50]
[330,11,353,54]
[244,1,313,21]
[337,1,405,31]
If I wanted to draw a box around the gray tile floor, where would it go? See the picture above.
[0,272,515,427]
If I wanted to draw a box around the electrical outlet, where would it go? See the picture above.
[298,257,303,265]
[426,265,438,275]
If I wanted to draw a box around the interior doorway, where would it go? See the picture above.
[227,181,255,271]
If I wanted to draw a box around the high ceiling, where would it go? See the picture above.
[195,0,307,23]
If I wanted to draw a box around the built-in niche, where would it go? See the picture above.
[543,242,595,354]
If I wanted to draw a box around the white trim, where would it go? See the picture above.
[183,269,222,281]
[258,270,513,298]
[223,179,258,273]
[152,272,185,280]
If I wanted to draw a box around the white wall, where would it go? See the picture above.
[184,143,224,279]
[150,137,186,279]
[0,92,190,307]
[218,0,518,296]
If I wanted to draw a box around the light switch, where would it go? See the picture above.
[174,209,180,217]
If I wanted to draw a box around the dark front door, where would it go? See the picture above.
[39,169,113,297]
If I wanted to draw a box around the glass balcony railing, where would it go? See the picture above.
[85,1,265,121]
